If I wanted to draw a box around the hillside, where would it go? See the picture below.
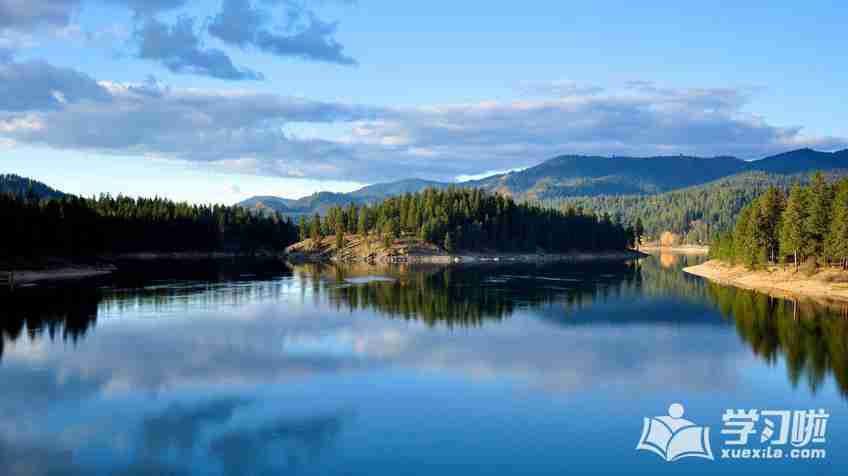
[239,148,848,216]
[558,170,848,244]
[468,154,746,200]
[0,174,65,200]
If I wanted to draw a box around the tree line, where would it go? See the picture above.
[297,187,636,252]
[711,173,848,270]
[552,171,818,245]
[1,191,299,263]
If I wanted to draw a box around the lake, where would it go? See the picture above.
[1,254,845,475]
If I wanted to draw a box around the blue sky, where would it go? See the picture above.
[1,0,847,204]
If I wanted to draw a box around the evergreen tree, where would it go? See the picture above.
[757,187,785,263]
[634,217,645,249]
[826,178,848,269]
[444,231,454,253]
[298,216,308,241]
[780,184,810,271]
[309,213,323,246]
[335,221,345,250]
[805,172,834,262]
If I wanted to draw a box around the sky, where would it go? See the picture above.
[1,0,847,204]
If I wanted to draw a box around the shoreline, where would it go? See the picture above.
[1,251,287,288]
[684,260,848,303]
[290,249,647,265]
[4,266,117,286]
[640,244,709,254]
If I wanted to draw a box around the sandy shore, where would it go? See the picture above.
[684,260,848,302]
[640,244,709,254]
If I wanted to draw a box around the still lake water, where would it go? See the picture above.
[1,254,846,475]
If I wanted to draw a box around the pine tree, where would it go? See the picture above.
[826,178,848,269]
[758,187,785,263]
[309,213,322,247]
[335,221,345,250]
[805,172,833,263]
[780,184,809,271]
[444,231,454,253]
[298,216,307,241]
[357,206,368,236]
[634,217,645,250]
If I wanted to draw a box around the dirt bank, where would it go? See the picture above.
[286,234,644,264]
[684,260,848,302]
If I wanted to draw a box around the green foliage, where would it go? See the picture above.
[316,187,633,253]
[779,184,810,269]
[0,192,299,261]
[553,171,837,244]
[716,173,847,271]
[825,178,848,269]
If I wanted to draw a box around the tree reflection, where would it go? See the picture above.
[705,283,848,397]
[1,287,100,361]
[293,261,641,328]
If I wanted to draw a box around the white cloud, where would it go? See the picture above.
[1,67,846,182]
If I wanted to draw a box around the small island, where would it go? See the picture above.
[285,188,642,264]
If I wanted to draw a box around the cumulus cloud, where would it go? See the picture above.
[0,0,184,32]
[208,0,357,66]
[0,0,81,31]
[134,16,263,81]
[0,55,111,111]
[0,69,845,181]
[1,77,380,178]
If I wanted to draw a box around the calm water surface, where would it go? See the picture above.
[1,255,846,475]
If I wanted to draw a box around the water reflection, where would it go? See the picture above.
[706,283,848,397]
[2,256,848,474]
[3,257,848,399]
[296,261,641,327]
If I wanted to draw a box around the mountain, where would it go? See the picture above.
[558,171,837,244]
[348,178,450,200]
[240,179,452,216]
[238,148,848,215]
[747,148,848,174]
[467,154,746,200]
[0,174,65,199]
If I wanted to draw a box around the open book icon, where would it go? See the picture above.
[636,403,714,462]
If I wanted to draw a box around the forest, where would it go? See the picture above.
[0,191,299,263]
[710,173,848,270]
[551,171,829,244]
[297,187,636,253]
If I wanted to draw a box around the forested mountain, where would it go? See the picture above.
[0,174,65,200]
[468,154,746,200]
[240,179,451,217]
[348,178,450,200]
[300,188,635,253]
[239,148,848,216]
[555,171,848,244]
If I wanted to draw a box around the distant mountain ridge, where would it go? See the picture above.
[0,174,65,200]
[239,148,848,215]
